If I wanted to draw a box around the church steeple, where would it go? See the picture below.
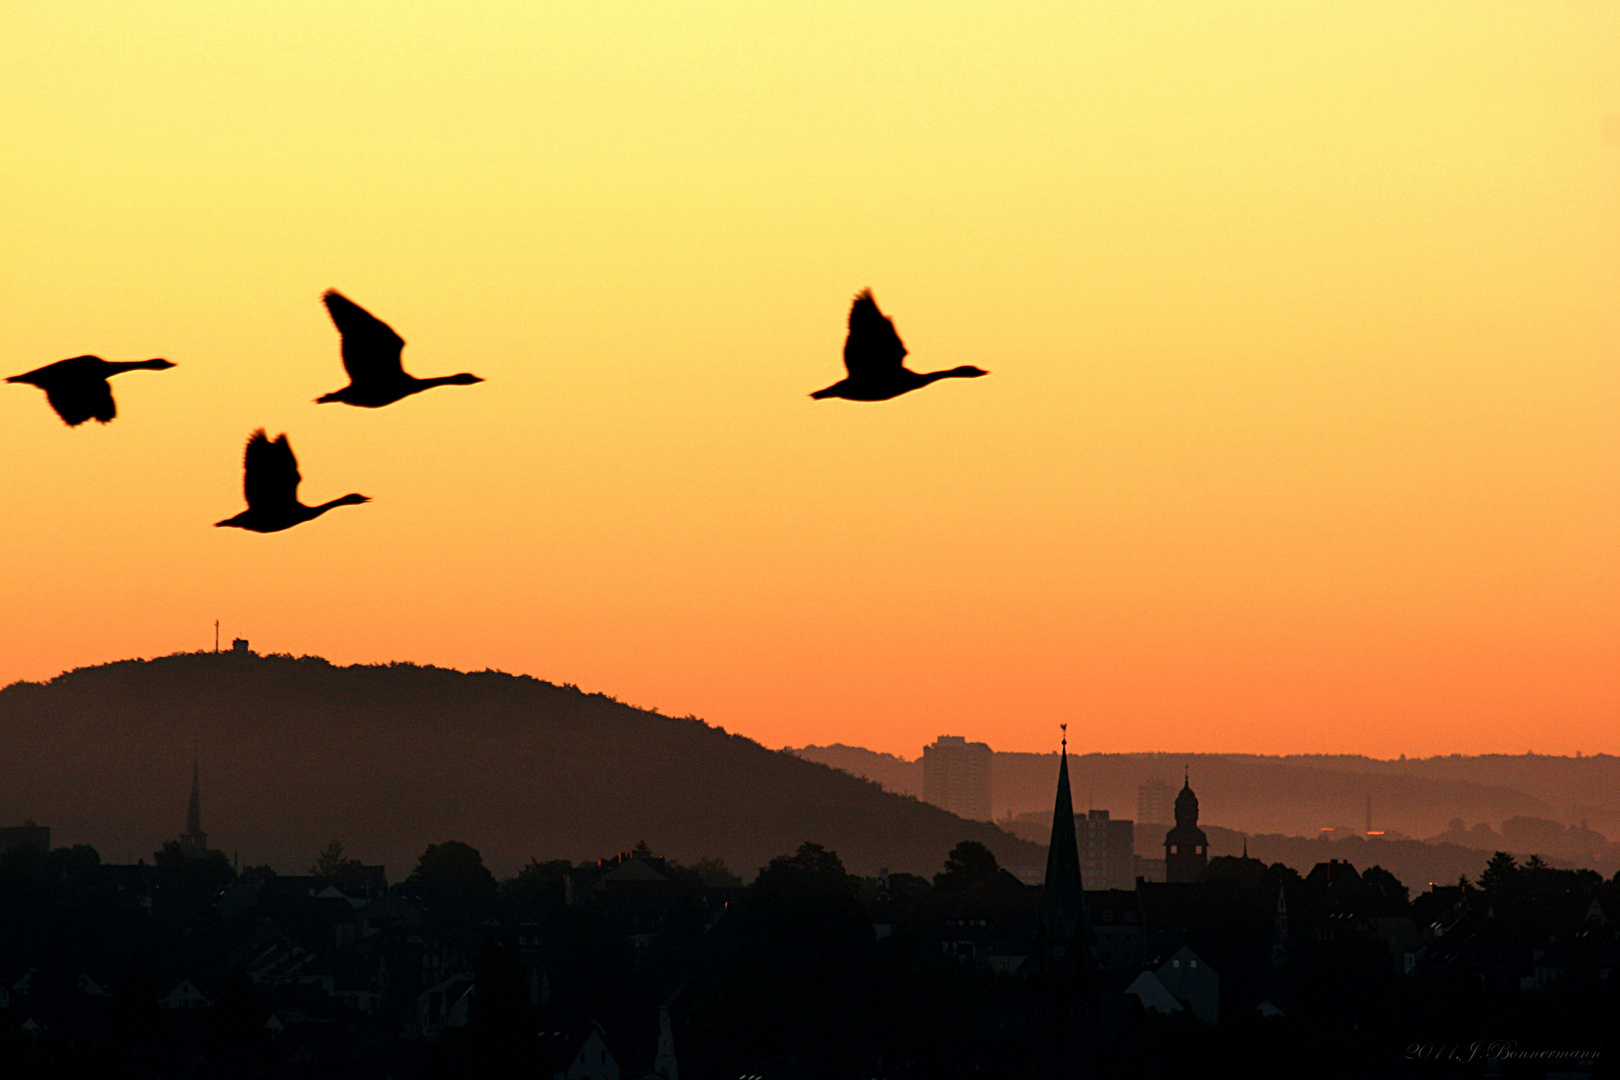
[1040,726,1086,945]
[179,757,208,856]
[1032,726,1093,981]
[1027,725,1096,1076]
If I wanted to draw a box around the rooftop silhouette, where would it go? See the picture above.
[6,355,174,426]
[316,289,484,408]
[214,429,369,533]
[811,289,988,401]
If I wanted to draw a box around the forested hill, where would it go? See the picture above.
[0,652,1043,878]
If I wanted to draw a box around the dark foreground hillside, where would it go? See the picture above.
[0,652,1042,877]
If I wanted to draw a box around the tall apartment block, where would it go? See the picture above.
[1077,809,1136,890]
[1136,778,1176,832]
[921,735,993,821]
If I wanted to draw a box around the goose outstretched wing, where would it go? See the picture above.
[323,290,406,382]
[8,357,116,426]
[45,379,115,426]
[843,289,908,379]
[242,429,301,511]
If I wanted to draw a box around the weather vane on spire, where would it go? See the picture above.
[1060,722,1067,751]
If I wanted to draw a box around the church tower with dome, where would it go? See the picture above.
[1163,770,1209,883]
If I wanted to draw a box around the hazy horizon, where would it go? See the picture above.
[9,649,1620,882]
[5,646,1617,761]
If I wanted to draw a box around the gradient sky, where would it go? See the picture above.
[2,2,1616,758]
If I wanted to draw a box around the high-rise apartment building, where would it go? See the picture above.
[1076,809,1136,890]
[922,735,993,820]
[1136,778,1176,831]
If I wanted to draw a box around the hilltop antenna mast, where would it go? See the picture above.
[214,620,219,654]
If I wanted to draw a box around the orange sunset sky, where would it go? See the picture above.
[1,3,1616,758]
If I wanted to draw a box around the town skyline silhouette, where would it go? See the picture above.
[4,649,1614,1076]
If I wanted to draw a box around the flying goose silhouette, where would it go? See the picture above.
[215,430,369,532]
[316,290,483,407]
[7,355,174,426]
[810,290,987,401]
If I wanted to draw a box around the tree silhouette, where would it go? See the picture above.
[403,841,498,929]
[1479,851,1519,894]
[689,857,742,888]
[754,841,856,896]
[311,839,361,878]
[933,840,1002,891]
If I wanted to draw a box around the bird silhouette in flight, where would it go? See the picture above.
[316,290,483,407]
[215,430,369,532]
[811,290,987,401]
[6,355,174,426]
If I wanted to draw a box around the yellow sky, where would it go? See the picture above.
[2,2,1616,757]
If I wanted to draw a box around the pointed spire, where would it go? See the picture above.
[180,756,208,855]
[1039,725,1087,945]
